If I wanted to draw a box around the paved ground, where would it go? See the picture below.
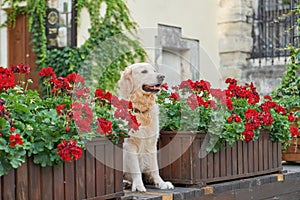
[121,162,300,200]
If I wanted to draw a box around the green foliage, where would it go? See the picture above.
[2,0,146,91]
[272,6,300,135]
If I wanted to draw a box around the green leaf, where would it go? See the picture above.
[14,103,30,114]
[33,152,53,167]
[0,118,7,129]
[0,158,12,176]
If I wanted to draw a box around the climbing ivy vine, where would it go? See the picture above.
[1,0,146,91]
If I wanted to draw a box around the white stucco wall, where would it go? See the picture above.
[125,0,221,86]
[0,2,7,67]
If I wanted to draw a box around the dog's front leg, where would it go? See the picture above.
[124,146,146,192]
[148,152,174,190]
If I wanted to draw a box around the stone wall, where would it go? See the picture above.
[217,0,288,95]
[241,63,286,96]
[218,0,253,82]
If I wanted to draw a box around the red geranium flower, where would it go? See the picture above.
[242,130,254,143]
[290,126,300,137]
[288,114,296,122]
[97,118,113,135]
[274,105,286,115]
[11,63,30,74]
[9,133,23,147]
[228,115,242,123]
[57,139,82,162]
[56,104,66,115]
[127,114,140,131]
[160,83,169,90]
[0,67,15,90]
[51,77,71,93]
[264,95,272,101]
[66,125,70,132]
[66,73,85,85]
[178,79,194,90]
[186,94,199,110]
[71,102,93,132]
[95,88,113,102]
[194,80,211,92]
[10,127,16,132]
[38,67,56,77]
[169,92,180,101]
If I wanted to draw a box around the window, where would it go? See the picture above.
[251,0,299,64]
[46,0,76,49]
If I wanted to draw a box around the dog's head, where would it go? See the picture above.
[118,63,165,99]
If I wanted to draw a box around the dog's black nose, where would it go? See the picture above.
[157,74,165,82]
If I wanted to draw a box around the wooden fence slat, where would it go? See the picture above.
[96,144,105,196]
[2,168,16,200]
[226,143,232,176]
[232,142,238,175]
[53,164,65,200]
[16,159,28,200]
[114,143,123,194]
[41,166,53,200]
[248,141,254,173]
[207,151,214,179]
[193,136,201,183]
[105,141,114,195]
[28,158,41,200]
[201,149,208,180]
[243,141,248,174]
[171,136,181,180]
[263,134,269,170]
[64,162,75,200]
[258,135,264,171]
[268,140,273,170]
[237,141,243,175]
[254,139,259,172]
[220,146,227,177]
[163,136,172,179]
[86,149,96,198]
[213,150,220,178]
[181,137,191,180]
[76,151,86,200]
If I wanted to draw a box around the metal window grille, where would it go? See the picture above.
[250,0,300,65]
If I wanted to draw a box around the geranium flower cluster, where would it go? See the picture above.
[159,78,298,148]
[38,66,139,161]
[174,79,217,110]
[57,139,82,162]
[0,66,15,90]
[95,88,140,134]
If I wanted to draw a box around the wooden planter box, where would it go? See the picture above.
[0,137,124,200]
[282,137,300,162]
[158,131,282,186]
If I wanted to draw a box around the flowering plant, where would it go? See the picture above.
[0,64,137,176]
[158,78,297,152]
[271,46,300,134]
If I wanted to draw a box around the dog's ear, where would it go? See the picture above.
[118,67,133,99]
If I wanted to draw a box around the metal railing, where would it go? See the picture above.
[250,0,300,65]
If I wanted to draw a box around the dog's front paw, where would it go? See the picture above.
[156,181,174,190]
[132,181,147,192]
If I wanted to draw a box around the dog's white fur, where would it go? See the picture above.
[118,63,174,192]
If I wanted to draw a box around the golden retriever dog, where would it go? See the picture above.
[118,63,174,192]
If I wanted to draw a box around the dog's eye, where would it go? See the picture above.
[141,70,148,74]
